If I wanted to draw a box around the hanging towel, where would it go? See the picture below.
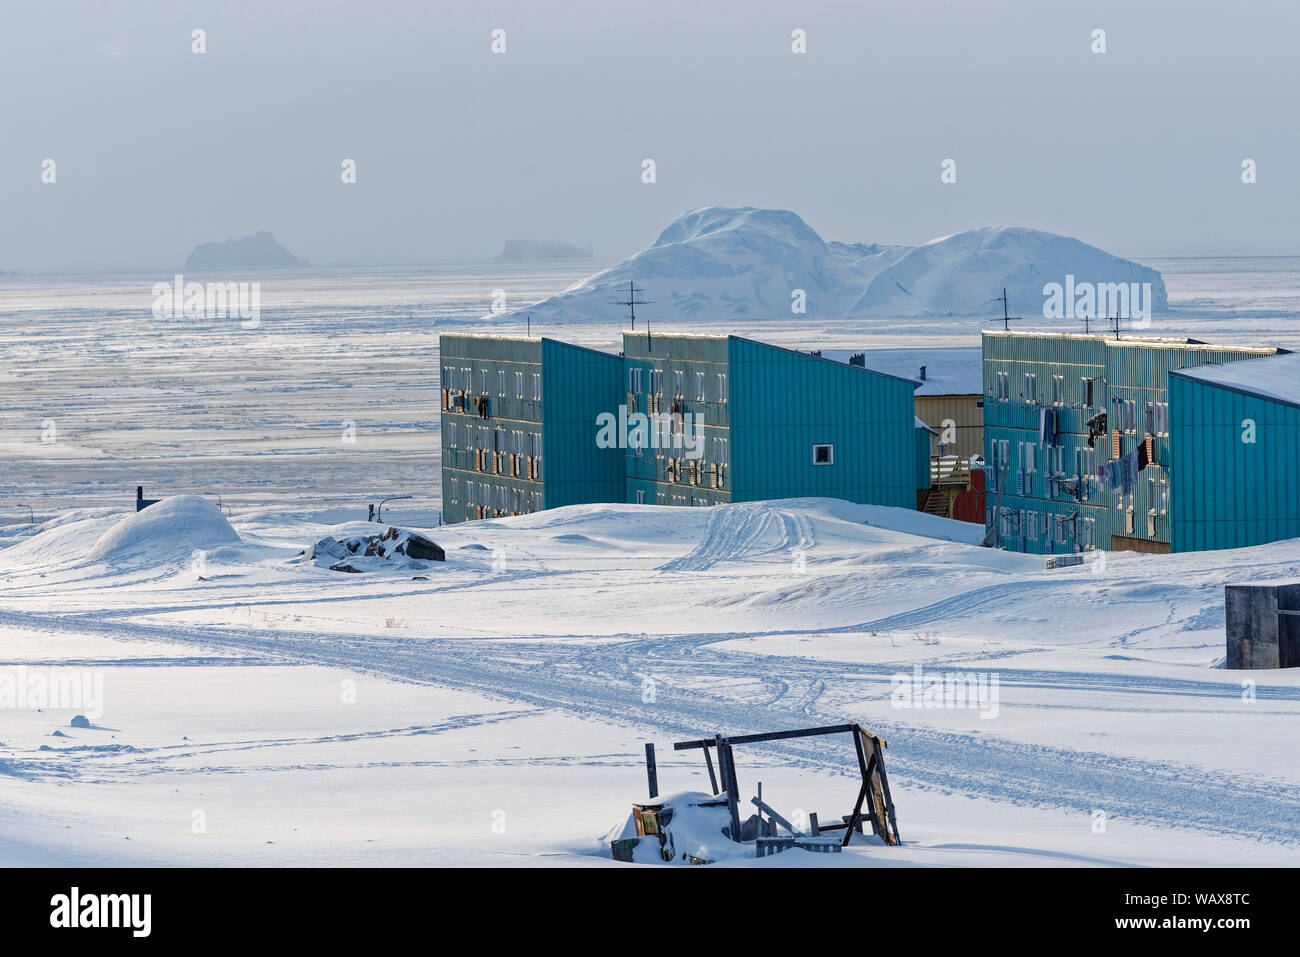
[1039,407,1056,447]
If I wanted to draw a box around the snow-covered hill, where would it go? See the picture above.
[501,207,1166,322]
[2,497,1298,867]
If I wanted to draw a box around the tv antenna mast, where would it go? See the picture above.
[991,288,1022,332]
[609,281,652,331]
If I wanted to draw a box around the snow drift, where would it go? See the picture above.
[86,495,242,566]
[501,207,1166,322]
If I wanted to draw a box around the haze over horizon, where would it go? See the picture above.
[3,0,1297,273]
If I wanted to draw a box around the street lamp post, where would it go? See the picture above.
[377,495,413,522]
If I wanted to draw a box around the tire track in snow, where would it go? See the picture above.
[5,608,1300,845]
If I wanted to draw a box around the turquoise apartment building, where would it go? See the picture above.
[981,330,1281,554]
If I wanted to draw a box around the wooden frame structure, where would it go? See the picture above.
[671,723,900,847]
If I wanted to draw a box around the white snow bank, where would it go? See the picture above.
[500,207,1166,322]
[86,495,242,566]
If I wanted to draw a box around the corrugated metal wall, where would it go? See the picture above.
[541,338,625,509]
[915,395,983,459]
[1170,374,1300,551]
[728,337,917,508]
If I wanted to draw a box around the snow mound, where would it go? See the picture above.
[86,495,242,566]
[501,207,1165,321]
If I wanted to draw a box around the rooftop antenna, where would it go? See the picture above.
[608,280,652,332]
[527,314,531,337]
[1108,313,1122,341]
[991,288,1022,332]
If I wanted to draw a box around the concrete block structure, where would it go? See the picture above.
[1225,582,1300,669]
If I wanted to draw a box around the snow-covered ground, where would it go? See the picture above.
[2,495,1298,867]
[3,257,1299,867]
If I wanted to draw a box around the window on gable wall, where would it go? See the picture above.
[717,373,728,402]
[695,372,706,401]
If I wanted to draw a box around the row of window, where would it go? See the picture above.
[1112,398,1170,437]
[991,437,1168,511]
[446,477,543,512]
[993,371,1104,408]
[443,366,542,401]
[990,372,1173,438]
[446,423,542,457]
[629,367,728,403]
[994,508,1097,549]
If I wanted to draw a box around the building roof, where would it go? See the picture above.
[821,347,982,396]
[1171,352,1300,409]
[982,328,1279,357]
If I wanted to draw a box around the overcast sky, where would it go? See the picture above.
[2,0,1297,272]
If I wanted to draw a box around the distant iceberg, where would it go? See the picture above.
[503,206,1165,322]
[184,230,307,270]
[495,240,593,261]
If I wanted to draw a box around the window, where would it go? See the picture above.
[650,369,663,395]
[527,432,541,458]
[1082,517,1095,549]
[514,371,524,398]
[448,477,458,503]
[1023,442,1036,474]
[1023,373,1036,403]
[995,372,1009,401]
[480,369,489,394]
[813,443,834,466]
[530,373,542,400]
[1149,471,1169,516]
[636,489,645,505]
[629,368,643,393]
[1051,375,1064,407]
[673,370,684,398]
[1081,377,1094,408]
[695,372,706,401]
[1026,509,1039,541]
[716,373,728,403]
[1154,401,1169,437]
[497,370,505,395]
